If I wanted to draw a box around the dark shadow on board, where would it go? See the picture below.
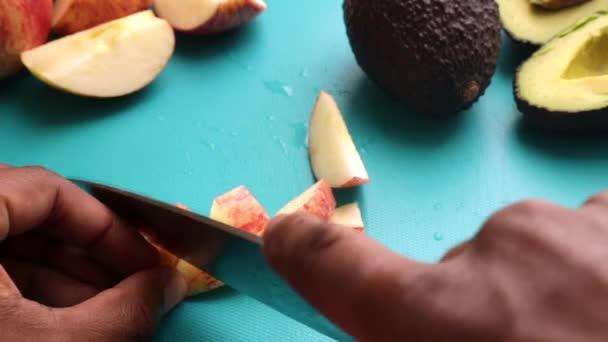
[515,119,608,161]
[348,76,465,147]
[496,31,538,77]
[175,22,262,60]
[333,187,365,209]
[19,79,155,126]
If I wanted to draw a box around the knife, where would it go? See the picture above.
[71,179,352,342]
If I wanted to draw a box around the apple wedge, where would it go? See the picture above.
[329,203,365,233]
[277,180,336,221]
[21,10,174,98]
[309,91,370,188]
[0,0,52,79]
[210,186,270,236]
[52,0,153,35]
[154,0,267,35]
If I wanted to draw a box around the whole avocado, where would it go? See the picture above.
[343,0,502,115]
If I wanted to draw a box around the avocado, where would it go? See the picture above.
[498,0,608,45]
[343,0,501,116]
[515,11,608,131]
[531,0,590,11]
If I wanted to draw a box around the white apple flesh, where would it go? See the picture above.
[21,10,174,98]
[154,0,267,35]
[309,91,370,188]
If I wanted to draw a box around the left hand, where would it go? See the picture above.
[0,165,187,341]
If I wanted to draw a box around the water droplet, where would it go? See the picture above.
[433,232,444,241]
[267,115,276,121]
[246,65,253,71]
[231,131,239,137]
[209,143,216,151]
[300,68,310,78]
[433,203,442,210]
[157,115,165,121]
[195,121,202,128]
[278,139,288,155]
[272,135,279,141]
[264,80,293,97]
[283,85,293,97]
[289,122,308,149]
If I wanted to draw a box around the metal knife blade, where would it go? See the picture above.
[71,179,352,342]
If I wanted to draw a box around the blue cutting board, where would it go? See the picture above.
[2,0,608,340]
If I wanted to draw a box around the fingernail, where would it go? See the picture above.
[163,268,187,314]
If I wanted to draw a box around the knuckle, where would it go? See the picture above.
[584,191,608,207]
[120,302,158,338]
[20,166,56,178]
[477,200,554,245]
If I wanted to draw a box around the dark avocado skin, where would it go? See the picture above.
[514,74,608,132]
[343,0,502,116]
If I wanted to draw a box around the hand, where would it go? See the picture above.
[0,165,187,342]
[264,196,608,342]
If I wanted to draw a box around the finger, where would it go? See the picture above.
[2,259,99,307]
[0,166,158,275]
[263,214,432,341]
[0,164,11,169]
[2,234,118,289]
[61,267,186,341]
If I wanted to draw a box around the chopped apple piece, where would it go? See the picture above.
[154,189,270,296]
[210,186,270,236]
[154,0,267,35]
[330,203,365,233]
[52,0,153,35]
[0,0,52,79]
[277,180,336,221]
[21,10,174,98]
[309,91,370,188]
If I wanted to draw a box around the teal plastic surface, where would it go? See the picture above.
[2,0,608,340]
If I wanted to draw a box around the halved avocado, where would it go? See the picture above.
[498,0,608,45]
[515,11,608,131]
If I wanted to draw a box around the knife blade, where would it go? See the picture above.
[71,179,352,342]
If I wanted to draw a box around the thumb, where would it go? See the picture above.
[263,214,432,341]
[63,267,186,341]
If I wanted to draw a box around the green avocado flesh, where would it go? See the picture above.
[516,11,608,130]
[343,0,501,115]
[498,0,608,45]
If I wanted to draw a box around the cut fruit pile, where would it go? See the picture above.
[152,91,369,296]
[2,0,267,96]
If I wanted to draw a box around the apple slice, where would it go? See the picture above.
[309,91,370,188]
[0,0,52,79]
[52,0,153,35]
[21,10,174,98]
[329,203,365,233]
[154,0,267,35]
[277,180,336,221]
[210,186,270,236]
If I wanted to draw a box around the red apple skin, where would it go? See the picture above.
[340,177,370,188]
[52,0,153,35]
[212,186,270,236]
[0,0,52,79]
[179,0,266,35]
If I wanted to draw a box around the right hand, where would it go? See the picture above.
[263,195,608,341]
